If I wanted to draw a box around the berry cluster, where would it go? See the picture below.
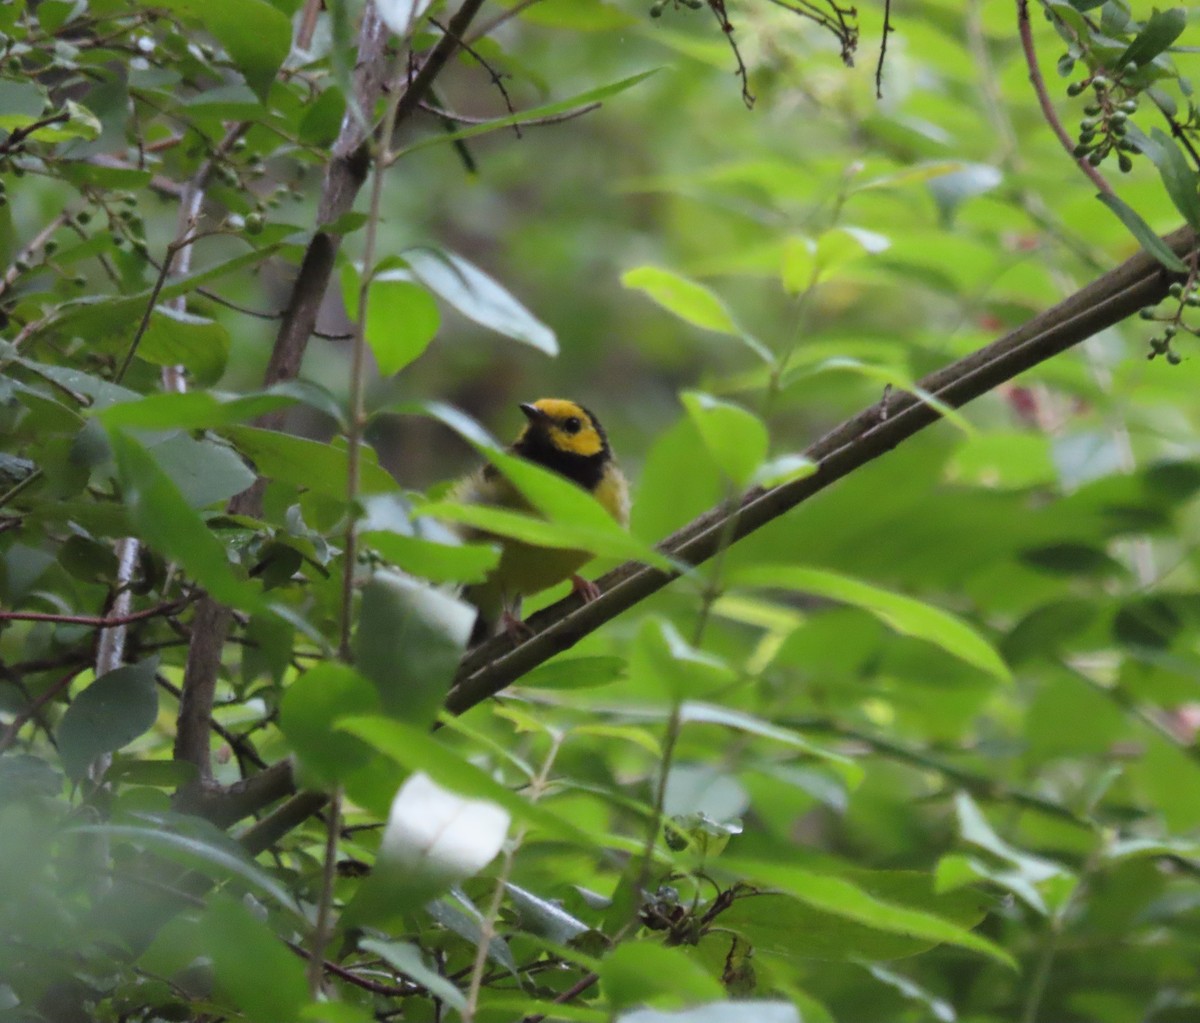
[1067,71,1141,173]
[1139,279,1200,364]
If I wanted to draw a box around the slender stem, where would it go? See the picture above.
[463,734,563,1021]
[0,666,87,753]
[1,599,186,627]
[307,786,342,996]
[1016,0,1112,195]
[340,78,401,660]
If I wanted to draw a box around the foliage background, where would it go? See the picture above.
[2,0,1200,1021]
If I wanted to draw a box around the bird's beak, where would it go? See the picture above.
[519,403,548,423]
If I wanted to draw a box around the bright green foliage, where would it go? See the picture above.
[3,1,1200,1022]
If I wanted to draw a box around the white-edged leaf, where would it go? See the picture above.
[378,772,510,883]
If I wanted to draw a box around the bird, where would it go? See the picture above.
[453,398,630,646]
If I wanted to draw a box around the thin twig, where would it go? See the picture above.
[875,0,893,99]
[0,211,71,298]
[1016,0,1113,195]
[0,110,70,156]
[0,666,87,753]
[417,99,602,128]
[0,600,187,627]
[308,787,343,996]
[430,17,521,137]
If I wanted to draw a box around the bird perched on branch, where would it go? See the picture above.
[454,398,629,646]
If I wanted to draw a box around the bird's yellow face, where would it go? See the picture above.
[517,398,606,458]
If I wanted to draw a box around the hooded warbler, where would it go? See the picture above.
[455,398,629,645]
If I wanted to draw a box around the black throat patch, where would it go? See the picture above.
[512,427,609,491]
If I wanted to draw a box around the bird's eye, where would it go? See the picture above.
[563,416,582,434]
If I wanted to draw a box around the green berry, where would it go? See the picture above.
[1164,324,1178,338]
[1139,307,1157,320]
[1092,75,1109,90]
[1067,82,1085,97]
[1118,152,1133,173]
[1088,149,1104,165]
[1167,350,1182,365]
[1169,282,1184,298]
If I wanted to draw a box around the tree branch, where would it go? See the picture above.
[447,224,1197,714]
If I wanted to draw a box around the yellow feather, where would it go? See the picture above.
[455,400,629,643]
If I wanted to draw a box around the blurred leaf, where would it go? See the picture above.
[616,1005,798,1023]
[354,772,510,918]
[336,715,595,845]
[354,570,471,727]
[70,822,303,917]
[341,265,441,375]
[157,0,291,102]
[279,662,380,785]
[622,266,771,362]
[731,565,1011,682]
[224,426,397,497]
[1096,192,1188,271]
[98,391,299,430]
[505,882,590,942]
[720,858,1014,968]
[1117,8,1186,68]
[136,307,230,386]
[680,391,768,486]
[203,895,308,1023]
[601,941,725,1011]
[397,69,662,157]
[109,431,262,611]
[401,248,556,354]
[362,531,499,584]
[1143,128,1200,231]
[520,655,627,690]
[57,659,158,780]
[373,0,435,38]
[361,939,466,1010]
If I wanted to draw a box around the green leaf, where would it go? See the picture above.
[143,433,256,509]
[730,565,1011,682]
[622,266,735,337]
[336,715,600,847]
[616,1003,799,1023]
[1144,128,1200,231]
[134,307,231,387]
[157,0,291,102]
[223,426,397,497]
[202,895,309,1023]
[362,531,499,584]
[401,249,556,354]
[362,275,441,375]
[57,659,158,780]
[397,69,662,158]
[1117,8,1186,68]
[680,391,768,487]
[360,940,466,1011]
[678,702,856,775]
[353,571,471,728]
[69,822,303,917]
[98,391,299,430]
[520,655,627,690]
[279,663,380,785]
[720,857,1015,968]
[109,431,262,611]
[600,941,725,1011]
[1095,192,1188,271]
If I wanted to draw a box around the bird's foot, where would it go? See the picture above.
[500,609,534,645]
[571,574,602,603]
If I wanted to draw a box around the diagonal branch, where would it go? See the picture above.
[446,224,1197,714]
[203,222,1197,842]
